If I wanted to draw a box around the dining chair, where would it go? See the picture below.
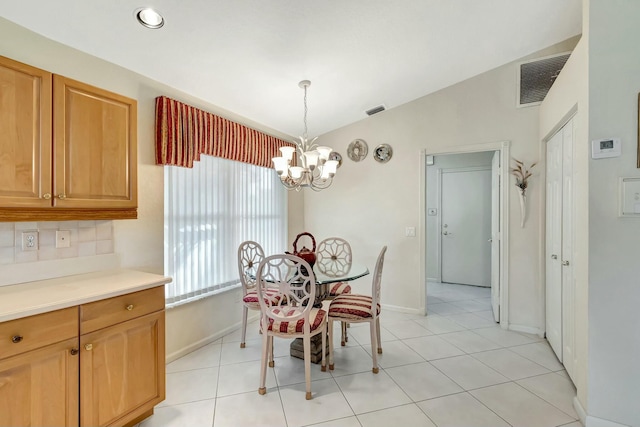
[316,237,352,345]
[327,246,387,373]
[256,254,327,400]
[237,240,275,348]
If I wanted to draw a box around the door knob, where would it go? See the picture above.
[562,260,570,266]
[551,254,558,260]
[443,231,453,235]
[85,343,93,351]
[488,238,492,242]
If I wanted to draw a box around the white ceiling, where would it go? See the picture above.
[0,0,581,137]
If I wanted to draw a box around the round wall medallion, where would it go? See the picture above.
[328,151,343,168]
[373,144,393,163]
[347,139,368,162]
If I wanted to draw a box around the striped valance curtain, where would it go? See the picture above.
[155,95,295,168]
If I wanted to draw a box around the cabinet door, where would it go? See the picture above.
[0,337,79,427]
[80,311,165,427]
[0,56,52,208]
[53,75,137,209]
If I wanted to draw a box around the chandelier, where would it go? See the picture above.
[272,80,338,191]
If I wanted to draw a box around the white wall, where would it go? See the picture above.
[0,18,296,360]
[539,35,589,413]
[586,1,640,425]
[306,38,579,329]
[542,2,640,425]
[425,152,494,281]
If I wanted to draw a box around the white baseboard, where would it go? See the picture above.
[574,396,587,426]
[574,396,631,427]
[508,323,544,338]
[381,303,425,315]
[166,312,260,363]
[586,415,630,427]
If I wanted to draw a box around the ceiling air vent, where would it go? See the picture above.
[365,105,386,116]
[517,52,570,107]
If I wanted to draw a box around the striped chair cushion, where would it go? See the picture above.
[328,294,380,320]
[329,281,351,297]
[264,308,326,334]
[243,289,283,309]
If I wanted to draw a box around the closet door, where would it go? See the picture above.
[545,129,563,359]
[561,120,575,380]
[545,117,575,380]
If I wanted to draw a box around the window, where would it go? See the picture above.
[164,155,287,306]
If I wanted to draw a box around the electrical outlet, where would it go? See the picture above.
[405,227,416,237]
[56,230,71,248]
[21,231,39,251]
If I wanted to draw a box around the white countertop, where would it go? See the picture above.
[0,269,172,322]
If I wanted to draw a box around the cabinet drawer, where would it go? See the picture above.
[80,286,164,334]
[0,307,78,360]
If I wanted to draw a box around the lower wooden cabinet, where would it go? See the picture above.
[0,337,79,427]
[80,311,165,427]
[0,286,165,427]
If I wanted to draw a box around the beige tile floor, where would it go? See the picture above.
[139,282,582,427]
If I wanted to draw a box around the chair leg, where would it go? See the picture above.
[268,336,275,367]
[341,321,348,344]
[240,305,248,348]
[369,320,379,374]
[328,318,335,370]
[303,334,312,400]
[376,317,382,354]
[320,325,327,372]
[258,328,269,395]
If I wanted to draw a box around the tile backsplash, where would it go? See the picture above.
[0,221,114,265]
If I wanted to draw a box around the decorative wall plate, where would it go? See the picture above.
[328,151,343,168]
[373,144,393,163]
[347,139,368,162]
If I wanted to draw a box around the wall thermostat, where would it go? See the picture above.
[591,138,621,159]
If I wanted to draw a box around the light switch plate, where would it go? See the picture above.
[56,230,71,248]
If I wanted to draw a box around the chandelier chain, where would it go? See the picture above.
[303,84,308,140]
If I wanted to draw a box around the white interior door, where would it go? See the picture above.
[561,119,575,380]
[441,168,492,286]
[490,152,500,322]
[546,129,563,359]
[545,116,575,380]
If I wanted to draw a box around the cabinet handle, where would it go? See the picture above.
[126,304,134,311]
[551,254,558,259]
[84,343,93,351]
[43,193,52,200]
[70,348,79,356]
[58,194,67,200]
[11,335,23,343]
[562,260,570,266]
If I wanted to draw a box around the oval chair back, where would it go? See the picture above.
[237,240,265,348]
[316,237,353,277]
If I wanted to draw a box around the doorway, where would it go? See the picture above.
[421,142,510,325]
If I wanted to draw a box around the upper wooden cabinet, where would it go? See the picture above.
[0,56,52,209]
[0,56,137,221]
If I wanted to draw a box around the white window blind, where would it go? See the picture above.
[164,155,287,306]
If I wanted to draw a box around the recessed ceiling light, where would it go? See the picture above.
[135,7,164,29]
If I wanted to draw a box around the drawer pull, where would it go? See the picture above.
[70,348,79,356]
[85,343,93,351]
[11,335,23,343]
[126,304,134,311]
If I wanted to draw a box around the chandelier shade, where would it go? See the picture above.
[272,80,338,191]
